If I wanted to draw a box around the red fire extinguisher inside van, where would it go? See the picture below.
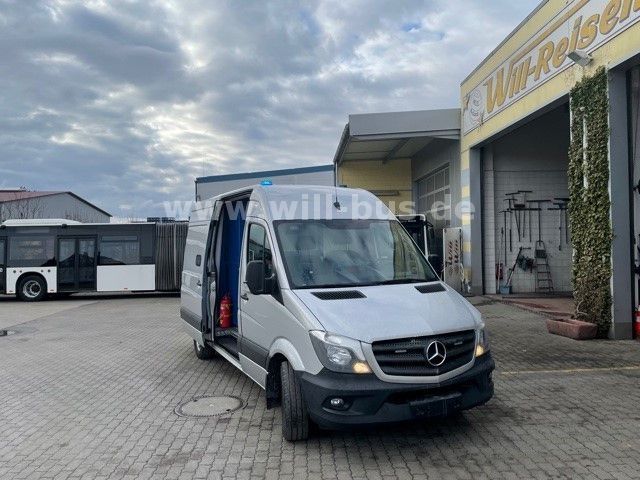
[219,294,232,328]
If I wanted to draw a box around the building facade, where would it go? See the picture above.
[0,190,111,224]
[333,109,461,246]
[461,0,640,338]
[195,165,335,201]
[333,0,640,339]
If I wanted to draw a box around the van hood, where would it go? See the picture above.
[293,283,481,344]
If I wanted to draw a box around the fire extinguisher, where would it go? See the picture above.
[219,294,232,328]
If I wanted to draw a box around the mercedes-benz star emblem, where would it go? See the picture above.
[425,341,447,367]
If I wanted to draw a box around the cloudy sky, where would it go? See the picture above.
[0,0,539,219]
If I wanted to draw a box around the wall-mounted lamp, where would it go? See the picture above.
[568,50,592,67]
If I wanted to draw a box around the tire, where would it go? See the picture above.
[280,361,309,441]
[17,275,47,302]
[193,340,216,360]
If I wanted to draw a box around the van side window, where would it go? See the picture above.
[247,224,273,276]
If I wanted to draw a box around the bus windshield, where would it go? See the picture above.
[274,219,439,289]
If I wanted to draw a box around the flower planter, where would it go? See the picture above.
[546,318,597,340]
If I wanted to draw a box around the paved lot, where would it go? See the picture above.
[1,295,639,480]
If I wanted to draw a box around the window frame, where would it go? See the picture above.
[246,223,273,273]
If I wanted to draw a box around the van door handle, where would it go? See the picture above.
[240,293,249,301]
[196,280,202,287]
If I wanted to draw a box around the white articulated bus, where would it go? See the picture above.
[0,219,187,301]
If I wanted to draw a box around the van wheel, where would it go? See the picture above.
[17,275,47,302]
[280,361,309,441]
[193,340,216,360]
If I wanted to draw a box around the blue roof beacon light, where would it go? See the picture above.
[260,179,273,186]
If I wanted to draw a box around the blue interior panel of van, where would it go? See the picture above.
[218,200,247,327]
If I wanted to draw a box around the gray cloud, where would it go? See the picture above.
[0,0,539,218]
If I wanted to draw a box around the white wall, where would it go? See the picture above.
[483,106,572,294]
[196,168,334,201]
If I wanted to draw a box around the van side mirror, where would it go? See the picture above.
[246,260,276,295]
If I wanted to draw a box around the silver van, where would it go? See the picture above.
[180,185,494,441]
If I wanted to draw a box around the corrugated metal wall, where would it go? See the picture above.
[155,222,189,291]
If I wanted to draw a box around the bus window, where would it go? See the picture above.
[8,237,55,267]
[99,236,140,265]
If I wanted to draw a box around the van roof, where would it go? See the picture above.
[255,185,395,221]
[191,184,396,222]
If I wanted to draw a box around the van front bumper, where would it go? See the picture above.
[297,353,494,430]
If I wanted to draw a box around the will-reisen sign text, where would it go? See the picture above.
[463,0,640,134]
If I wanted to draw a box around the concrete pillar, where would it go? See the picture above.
[469,147,484,295]
[482,146,497,294]
[608,68,634,339]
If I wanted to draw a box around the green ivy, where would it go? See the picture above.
[568,67,612,337]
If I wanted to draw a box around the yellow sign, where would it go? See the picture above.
[463,0,640,134]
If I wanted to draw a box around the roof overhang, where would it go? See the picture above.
[333,108,461,166]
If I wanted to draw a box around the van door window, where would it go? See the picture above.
[247,224,273,276]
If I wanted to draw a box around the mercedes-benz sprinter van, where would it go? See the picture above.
[180,185,494,441]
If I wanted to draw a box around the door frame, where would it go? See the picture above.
[56,236,98,292]
[0,237,6,294]
[203,200,222,339]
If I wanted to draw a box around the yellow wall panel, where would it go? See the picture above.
[337,158,412,213]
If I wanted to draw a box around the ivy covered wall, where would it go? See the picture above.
[568,67,612,337]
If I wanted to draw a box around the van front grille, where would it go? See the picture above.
[371,330,475,377]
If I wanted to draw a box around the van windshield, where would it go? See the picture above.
[273,220,439,289]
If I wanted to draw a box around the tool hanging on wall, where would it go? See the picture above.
[505,192,523,242]
[528,199,552,243]
[549,199,569,251]
[503,196,514,252]
[513,205,541,245]
[505,246,531,290]
[516,190,532,241]
[499,210,508,291]
[502,210,508,268]
[527,200,533,242]
[516,253,535,272]
[496,222,506,284]
[555,197,570,245]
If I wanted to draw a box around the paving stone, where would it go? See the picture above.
[1,295,639,479]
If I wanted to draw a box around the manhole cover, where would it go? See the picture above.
[174,396,243,417]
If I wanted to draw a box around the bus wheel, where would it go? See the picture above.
[280,360,309,441]
[193,340,216,360]
[17,275,47,302]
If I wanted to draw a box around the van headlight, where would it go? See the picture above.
[309,331,372,374]
[475,328,490,357]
